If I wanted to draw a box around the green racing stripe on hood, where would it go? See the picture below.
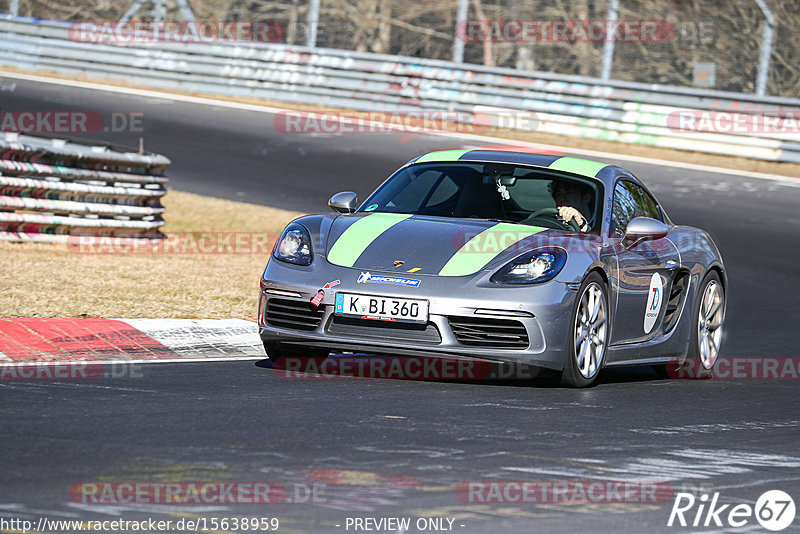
[438,222,545,276]
[548,157,607,178]
[327,213,412,267]
[414,150,471,163]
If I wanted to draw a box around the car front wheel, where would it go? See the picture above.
[684,271,725,378]
[560,272,609,387]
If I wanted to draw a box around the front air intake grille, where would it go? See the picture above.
[448,316,529,349]
[327,316,442,344]
[265,298,324,332]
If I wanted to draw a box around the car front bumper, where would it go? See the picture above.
[258,257,578,371]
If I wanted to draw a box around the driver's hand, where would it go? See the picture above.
[558,206,586,227]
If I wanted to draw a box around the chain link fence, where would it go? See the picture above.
[6,0,799,97]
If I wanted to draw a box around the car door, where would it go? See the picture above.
[608,178,680,346]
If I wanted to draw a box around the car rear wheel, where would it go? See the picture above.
[560,272,608,387]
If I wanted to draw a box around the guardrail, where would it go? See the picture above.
[1,17,799,163]
[0,132,170,243]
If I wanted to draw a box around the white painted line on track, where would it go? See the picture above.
[3,70,798,185]
[714,476,800,493]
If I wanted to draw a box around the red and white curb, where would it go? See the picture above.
[0,318,265,364]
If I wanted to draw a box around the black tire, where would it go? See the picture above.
[683,270,725,379]
[560,272,609,388]
[263,341,329,368]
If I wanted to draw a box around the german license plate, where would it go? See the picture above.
[335,293,429,324]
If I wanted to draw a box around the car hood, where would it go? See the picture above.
[325,213,554,277]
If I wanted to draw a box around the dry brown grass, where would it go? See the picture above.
[0,191,301,319]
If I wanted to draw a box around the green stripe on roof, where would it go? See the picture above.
[438,222,545,277]
[548,157,607,178]
[415,150,471,163]
[327,213,411,267]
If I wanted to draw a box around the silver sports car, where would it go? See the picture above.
[258,149,726,386]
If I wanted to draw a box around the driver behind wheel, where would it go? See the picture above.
[550,180,593,232]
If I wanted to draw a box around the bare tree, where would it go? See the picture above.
[470,0,494,66]
[16,0,800,97]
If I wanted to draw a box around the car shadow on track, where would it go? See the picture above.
[254,354,669,388]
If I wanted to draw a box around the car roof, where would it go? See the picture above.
[407,149,633,189]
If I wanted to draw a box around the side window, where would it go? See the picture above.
[635,186,661,221]
[612,180,661,235]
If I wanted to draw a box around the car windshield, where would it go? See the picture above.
[359,162,603,232]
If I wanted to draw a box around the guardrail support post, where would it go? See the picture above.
[753,0,774,96]
[120,0,145,24]
[306,0,320,48]
[174,0,196,23]
[452,0,469,64]
[601,0,619,81]
[9,0,19,16]
[152,0,165,22]
[120,0,195,25]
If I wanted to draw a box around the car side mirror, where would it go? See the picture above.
[623,217,669,248]
[328,191,358,213]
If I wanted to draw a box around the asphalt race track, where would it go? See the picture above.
[2,75,800,533]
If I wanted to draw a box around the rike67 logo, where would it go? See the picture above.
[668,490,795,531]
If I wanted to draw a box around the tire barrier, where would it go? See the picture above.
[0,132,170,243]
[0,17,799,163]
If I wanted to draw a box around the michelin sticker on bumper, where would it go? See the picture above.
[358,272,421,288]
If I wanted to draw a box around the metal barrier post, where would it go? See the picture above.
[174,0,195,23]
[452,0,469,64]
[601,0,619,81]
[753,0,774,97]
[306,0,320,48]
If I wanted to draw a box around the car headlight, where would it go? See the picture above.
[273,223,313,266]
[491,248,566,284]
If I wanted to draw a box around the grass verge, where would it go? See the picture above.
[0,190,301,319]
